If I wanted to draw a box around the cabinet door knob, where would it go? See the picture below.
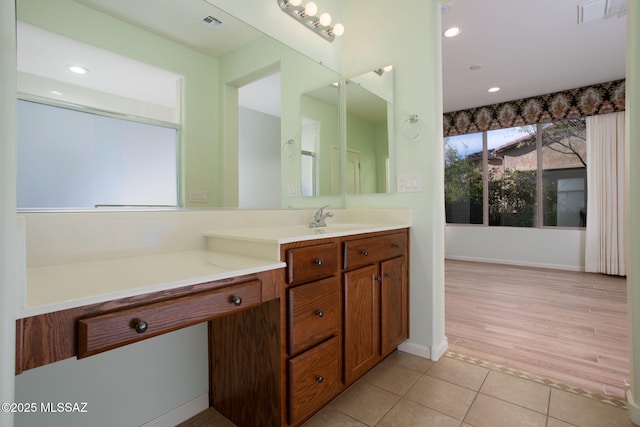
[133,320,148,334]
[316,310,324,318]
[375,276,382,282]
[384,272,392,278]
[231,295,243,306]
[315,258,323,266]
[315,375,324,383]
[361,249,369,256]
[393,243,401,249]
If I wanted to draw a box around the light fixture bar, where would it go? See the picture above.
[277,0,342,42]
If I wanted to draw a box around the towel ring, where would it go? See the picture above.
[401,115,422,141]
[282,139,295,159]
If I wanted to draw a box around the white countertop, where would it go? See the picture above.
[20,221,410,319]
[204,223,408,244]
[19,250,284,319]
[204,223,410,262]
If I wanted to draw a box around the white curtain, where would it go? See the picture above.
[585,112,626,276]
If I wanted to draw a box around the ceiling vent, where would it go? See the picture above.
[578,0,627,24]
[200,15,223,30]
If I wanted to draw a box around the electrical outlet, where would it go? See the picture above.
[188,190,208,203]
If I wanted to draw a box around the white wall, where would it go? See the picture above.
[238,107,281,209]
[0,1,17,426]
[446,226,586,271]
[14,325,208,427]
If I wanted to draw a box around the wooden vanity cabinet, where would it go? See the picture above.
[282,229,409,425]
[342,230,409,386]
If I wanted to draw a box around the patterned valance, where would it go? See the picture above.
[443,79,626,137]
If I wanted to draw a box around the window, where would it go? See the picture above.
[541,119,587,227]
[444,119,587,228]
[301,150,316,197]
[17,99,178,209]
[444,132,483,224]
[487,126,537,227]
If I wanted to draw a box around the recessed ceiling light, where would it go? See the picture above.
[443,27,461,38]
[67,65,89,75]
[49,90,63,96]
[488,87,501,93]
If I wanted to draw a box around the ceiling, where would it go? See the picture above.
[17,0,628,116]
[441,0,627,113]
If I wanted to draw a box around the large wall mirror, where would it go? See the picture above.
[15,0,341,210]
[345,66,394,194]
[300,82,341,197]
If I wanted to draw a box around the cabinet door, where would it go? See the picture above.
[343,264,379,385]
[380,257,408,357]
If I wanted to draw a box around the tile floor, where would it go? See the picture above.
[180,350,635,427]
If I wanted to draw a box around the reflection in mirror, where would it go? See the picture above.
[345,66,394,194]
[300,82,341,197]
[15,0,342,210]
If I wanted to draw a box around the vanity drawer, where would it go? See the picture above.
[286,242,339,285]
[78,280,261,358]
[288,336,341,426]
[287,276,340,355]
[343,232,407,270]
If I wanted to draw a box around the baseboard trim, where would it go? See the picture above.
[430,337,449,361]
[139,393,209,427]
[445,255,584,272]
[626,386,640,425]
[398,337,449,362]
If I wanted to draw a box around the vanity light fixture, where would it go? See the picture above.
[67,65,89,74]
[277,0,344,42]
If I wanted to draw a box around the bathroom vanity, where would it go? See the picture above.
[15,219,409,427]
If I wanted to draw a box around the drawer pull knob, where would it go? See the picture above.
[315,375,324,383]
[375,276,382,282]
[316,310,324,318]
[231,295,243,306]
[133,320,148,334]
[384,272,392,278]
[393,243,401,249]
[361,249,369,256]
[315,258,323,266]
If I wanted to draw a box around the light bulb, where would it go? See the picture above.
[289,0,302,5]
[332,23,344,36]
[318,12,332,26]
[304,2,318,16]
[383,65,393,72]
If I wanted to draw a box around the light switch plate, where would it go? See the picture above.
[397,174,421,192]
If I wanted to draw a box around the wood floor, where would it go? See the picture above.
[445,259,629,398]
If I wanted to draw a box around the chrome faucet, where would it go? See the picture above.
[309,205,334,228]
